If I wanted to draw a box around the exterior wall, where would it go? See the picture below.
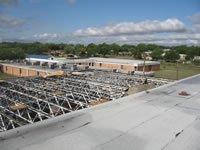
[12,67,20,76]
[1,64,55,77]
[94,63,121,69]
[137,64,160,72]
[123,65,135,71]
[7,66,13,75]
[94,63,100,67]
[80,63,89,66]
[94,62,160,71]
[21,69,29,77]
[3,65,7,73]
[151,64,160,71]
[101,63,121,69]
[28,70,37,76]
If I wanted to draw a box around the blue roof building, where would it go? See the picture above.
[26,55,54,60]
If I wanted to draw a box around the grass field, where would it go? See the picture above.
[154,63,200,80]
[0,72,15,79]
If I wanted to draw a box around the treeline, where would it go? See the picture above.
[0,42,200,61]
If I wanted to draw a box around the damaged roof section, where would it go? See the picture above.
[0,74,199,150]
[0,71,167,132]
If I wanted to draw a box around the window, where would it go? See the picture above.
[121,65,124,69]
[100,63,102,67]
[37,72,39,76]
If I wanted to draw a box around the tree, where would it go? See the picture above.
[151,48,162,60]
[99,43,110,57]
[110,43,121,55]
[86,43,97,57]
[164,50,180,62]
[64,44,75,54]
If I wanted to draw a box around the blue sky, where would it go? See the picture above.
[0,0,200,45]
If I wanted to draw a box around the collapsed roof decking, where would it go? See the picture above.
[0,74,199,150]
[0,71,167,132]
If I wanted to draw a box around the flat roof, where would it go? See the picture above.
[29,57,160,66]
[91,57,160,66]
[0,74,200,150]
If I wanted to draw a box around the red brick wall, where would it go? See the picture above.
[21,69,28,77]
[123,65,134,71]
[99,63,121,69]
[3,65,7,73]
[94,63,100,67]
[137,64,160,71]
[151,64,160,71]
[7,66,13,75]
[80,63,89,66]
[12,67,20,76]
[28,70,37,76]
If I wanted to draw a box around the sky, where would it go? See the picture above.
[0,0,200,45]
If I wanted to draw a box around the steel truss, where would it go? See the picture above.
[0,71,167,132]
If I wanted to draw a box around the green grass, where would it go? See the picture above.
[154,63,200,80]
[0,72,15,79]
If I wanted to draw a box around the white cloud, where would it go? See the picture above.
[18,32,200,46]
[0,0,17,6]
[32,33,58,39]
[73,19,186,36]
[0,15,24,28]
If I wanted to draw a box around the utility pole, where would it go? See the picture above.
[142,53,148,93]
[143,53,146,76]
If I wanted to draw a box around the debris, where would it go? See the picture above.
[89,99,109,106]
[43,71,64,78]
[54,91,65,95]
[10,104,26,110]
[179,91,190,96]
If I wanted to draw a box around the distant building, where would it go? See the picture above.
[142,51,152,61]
[179,54,187,61]
[162,49,171,52]
[193,56,200,61]
[0,57,161,77]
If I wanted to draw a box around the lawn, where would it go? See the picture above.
[154,63,200,80]
[0,72,15,79]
